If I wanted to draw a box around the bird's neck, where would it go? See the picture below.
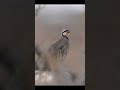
[62,34,69,40]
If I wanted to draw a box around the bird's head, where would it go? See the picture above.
[62,29,70,37]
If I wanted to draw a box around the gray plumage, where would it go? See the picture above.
[47,30,70,82]
[48,29,70,61]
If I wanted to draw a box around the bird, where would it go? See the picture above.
[48,29,70,61]
[47,29,70,73]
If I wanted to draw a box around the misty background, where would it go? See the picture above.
[35,4,85,85]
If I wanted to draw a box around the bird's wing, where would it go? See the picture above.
[57,45,69,61]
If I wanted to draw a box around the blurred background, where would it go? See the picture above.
[35,4,85,85]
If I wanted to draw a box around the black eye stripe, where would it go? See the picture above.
[62,30,70,40]
[62,30,69,33]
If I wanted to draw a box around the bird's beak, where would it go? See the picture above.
[67,30,70,33]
